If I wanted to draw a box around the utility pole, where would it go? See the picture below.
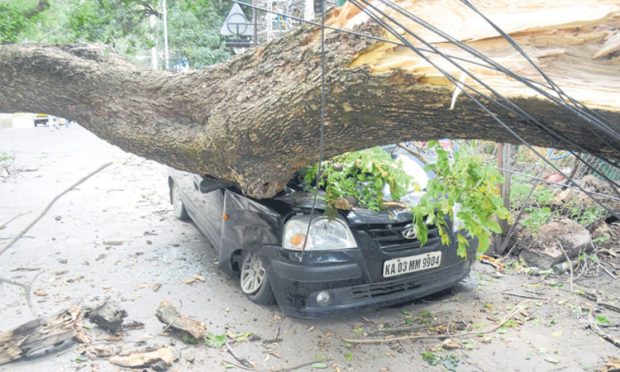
[162,0,169,70]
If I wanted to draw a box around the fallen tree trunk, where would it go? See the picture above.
[0,0,618,198]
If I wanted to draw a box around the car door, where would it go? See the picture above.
[187,174,226,250]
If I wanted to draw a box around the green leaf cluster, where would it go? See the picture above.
[2,0,231,67]
[412,141,510,258]
[302,147,411,212]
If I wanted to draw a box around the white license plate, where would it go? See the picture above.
[383,251,442,278]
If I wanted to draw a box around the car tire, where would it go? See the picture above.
[171,181,190,221]
[240,251,276,305]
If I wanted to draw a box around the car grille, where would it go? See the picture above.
[364,222,441,252]
[350,263,465,300]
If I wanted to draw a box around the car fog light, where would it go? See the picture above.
[316,291,332,306]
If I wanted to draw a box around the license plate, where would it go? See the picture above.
[383,251,442,278]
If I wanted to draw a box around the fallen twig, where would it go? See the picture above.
[587,309,620,348]
[598,262,618,280]
[0,162,112,256]
[0,212,27,230]
[501,291,547,301]
[575,286,620,314]
[343,301,531,344]
[272,359,332,372]
[226,342,255,369]
[0,271,44,317]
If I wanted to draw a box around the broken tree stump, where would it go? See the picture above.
[0,304,86,365]
[155,300,206,340]
[87,299,127,333]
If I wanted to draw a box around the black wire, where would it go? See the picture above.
[376,0,620,171]
[460,0,617,134]
[458,0,620,156]
[363,0,620,188]
[350,0,618,219]
[303,0,327,252]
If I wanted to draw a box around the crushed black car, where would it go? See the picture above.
[168,146,476,318]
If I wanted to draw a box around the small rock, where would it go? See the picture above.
[54,215,62,221]
[95,253,107,261]
[34,289,47,297]
[57,258,68,264]
[441,339,461,350]
[103,240,124,246]
[88,299,128,333]
[184,352,195,363]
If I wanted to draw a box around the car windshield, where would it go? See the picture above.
[381,146,433,205]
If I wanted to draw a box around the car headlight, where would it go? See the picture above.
[283,215,358,251]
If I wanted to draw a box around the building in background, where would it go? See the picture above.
[221,0,340,52]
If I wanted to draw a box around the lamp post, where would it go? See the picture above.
[162,0,169,70]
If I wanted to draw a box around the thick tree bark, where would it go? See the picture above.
[0,0,618,198]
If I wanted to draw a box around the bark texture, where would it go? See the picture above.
[0,0,618,198]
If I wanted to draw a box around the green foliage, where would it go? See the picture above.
[533,186,555,205]
[165,0,230,67]
[65,0,155,54]
[421,351,441,366]
[510,180,532,209]
[205,332,227,348]
[565,202,606,228]
[182,334,199,344]
[0,2,31,42]
[595,315,613,326]
[302,147,411,212]
[3,0,230,67]
[412,142,510,258]
[522,207,553,231]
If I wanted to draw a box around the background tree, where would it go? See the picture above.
[0,0,231,67]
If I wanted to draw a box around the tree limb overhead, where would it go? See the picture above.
[0,0,618,198]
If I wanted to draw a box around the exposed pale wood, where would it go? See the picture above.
[0,1,618,198]
[108,346,175,369]
[155,300,206,340]
[0,304,85,365]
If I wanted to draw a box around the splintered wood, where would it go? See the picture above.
[0,304,86,365]
[155,300,206,340]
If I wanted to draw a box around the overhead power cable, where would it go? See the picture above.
[460,0,617,136]
[358,0,620,190]
[349,0,618,219]
[374,0,620,174]
[303,0,328,252]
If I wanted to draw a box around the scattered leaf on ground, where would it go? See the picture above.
[205,333,227,348]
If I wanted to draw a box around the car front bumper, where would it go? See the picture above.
[259,244,474,319]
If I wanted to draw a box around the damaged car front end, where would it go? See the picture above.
[168,146,476,318]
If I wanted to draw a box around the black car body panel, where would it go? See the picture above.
[169,160,476,318]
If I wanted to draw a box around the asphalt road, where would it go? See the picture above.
[0,122,617,371]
